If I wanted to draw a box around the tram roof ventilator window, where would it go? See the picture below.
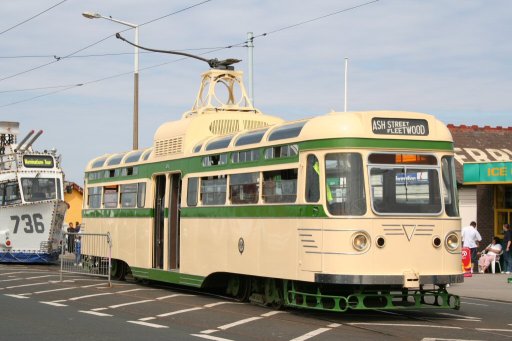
[267,121,307,141]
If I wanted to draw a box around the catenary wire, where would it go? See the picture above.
[0,0,68,36]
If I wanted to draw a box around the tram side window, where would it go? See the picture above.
[137,183,146,208]
[441,156,459,217]
[87,187,102,208]
[1,181,21,206]
[200,176,227,205]
[104,186,119,208]
[306,155,320,202]
[120,184,138,208]
[187,178,198,207]
[325,153,366,216]
[202,154,228,167]
[230,172,259,204]
[264,144,298,159]
[262,169,297,203]
[21,178,57,202]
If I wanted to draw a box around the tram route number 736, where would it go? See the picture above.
[10,214,45,233]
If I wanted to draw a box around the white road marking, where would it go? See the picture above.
[157,307,203,317]
[0,271,49,276]
[40,301,68,307]
[200,330,218,334]
[4,294,29,299]
[348,323,462,329]
[0,278,22,282]
[26,275,58,280]
[115,288,156,294]
[79,310,113,317]
[436,312,481,321]
[203,301,240,308]
[422,338,484,341]
[261,311,286,317]
[5,281,51,289]
[91,308,108,311]
[68,292,114,301]
[108,299,154,309]
[461,302,488,307]
[127,321,168,329]
[139,317,156,321]
[217,316,263,330]
[80,283,109,288]
[20,287,78,295]
[156,293,195,300]
[290,327,332,341]
[475,328,512,333]
[191,334,235,341]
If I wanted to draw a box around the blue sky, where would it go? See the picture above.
[1,0,510,183]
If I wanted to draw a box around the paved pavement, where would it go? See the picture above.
[447,272,512,303]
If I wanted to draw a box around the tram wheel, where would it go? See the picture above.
[228,275,251,301]
[111,259,127,281]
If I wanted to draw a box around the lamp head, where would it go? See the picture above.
[82,12,101,19]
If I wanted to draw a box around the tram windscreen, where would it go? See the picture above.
[21,178,58,202]
[369,167,442,214]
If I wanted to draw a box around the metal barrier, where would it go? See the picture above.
[60,232,112,287]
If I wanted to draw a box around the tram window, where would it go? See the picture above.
[120,167,137,177]
[87,187,102,208]
[107,153,126,166]
[205,135,234,151]
[264,144,298,159]
[104,186,119,208]
[120,184,138,208]
[202,154,227,167]
[369,167,441,214]
[235,129,268,146]
[193,143,203,153]
[369,153,437,165]
[262,169,297,203]
[124,150,144,164]
[137,182,146,208]
[268,121,306,141]
[230,172,259,204]
[325,153,366,216]
[442,156,459,217]
[200,176,227,205]
[141,150,152,161]
[187,177,198,207]
[21,178,57,202]
[306,155,320,203]
[91,156,107,169]
[232,149,260,163]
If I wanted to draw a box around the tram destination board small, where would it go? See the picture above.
[372,118,429,136]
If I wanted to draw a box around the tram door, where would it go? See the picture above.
[153,175,166,269]
[168,173,181,270]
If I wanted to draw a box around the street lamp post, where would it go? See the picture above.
[82,12,140,150]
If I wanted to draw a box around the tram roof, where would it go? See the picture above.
[85,110,452,171]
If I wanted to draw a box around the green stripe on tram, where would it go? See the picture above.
[130,267,205,287]
[83,205,327,219]
[86,138,453,184]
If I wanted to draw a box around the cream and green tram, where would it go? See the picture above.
[82,68,461,312]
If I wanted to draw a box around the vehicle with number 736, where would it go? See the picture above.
[0,122,67,263]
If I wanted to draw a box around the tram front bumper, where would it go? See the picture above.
[315,273,464,286]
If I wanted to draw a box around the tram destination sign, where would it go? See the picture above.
[372,118,429,136]
[23,155,54,168]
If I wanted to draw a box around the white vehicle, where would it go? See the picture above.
[0,122,67,263]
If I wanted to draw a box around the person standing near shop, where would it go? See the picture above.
[462,221,482,273]
[503,223,512,274]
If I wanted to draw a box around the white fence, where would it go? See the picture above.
[60,232,112,286]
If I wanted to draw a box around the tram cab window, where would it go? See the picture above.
[21,178,57,202]
[441,156,459,217]
[104,186,119,208]
[230,172,259,204]
[200,176,227,205]
[87,187,101,208]
[306,155,320,203]
[325,153,366,216]
[0,181,22,206]
[262,169,297,203]
[369,153,441,215]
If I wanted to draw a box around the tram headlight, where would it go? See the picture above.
[352,232,370,252]
[445,233,459,251]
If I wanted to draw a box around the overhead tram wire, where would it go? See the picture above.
[0,0,378,108]
[0,0,214,83]
[0,0,69,36]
